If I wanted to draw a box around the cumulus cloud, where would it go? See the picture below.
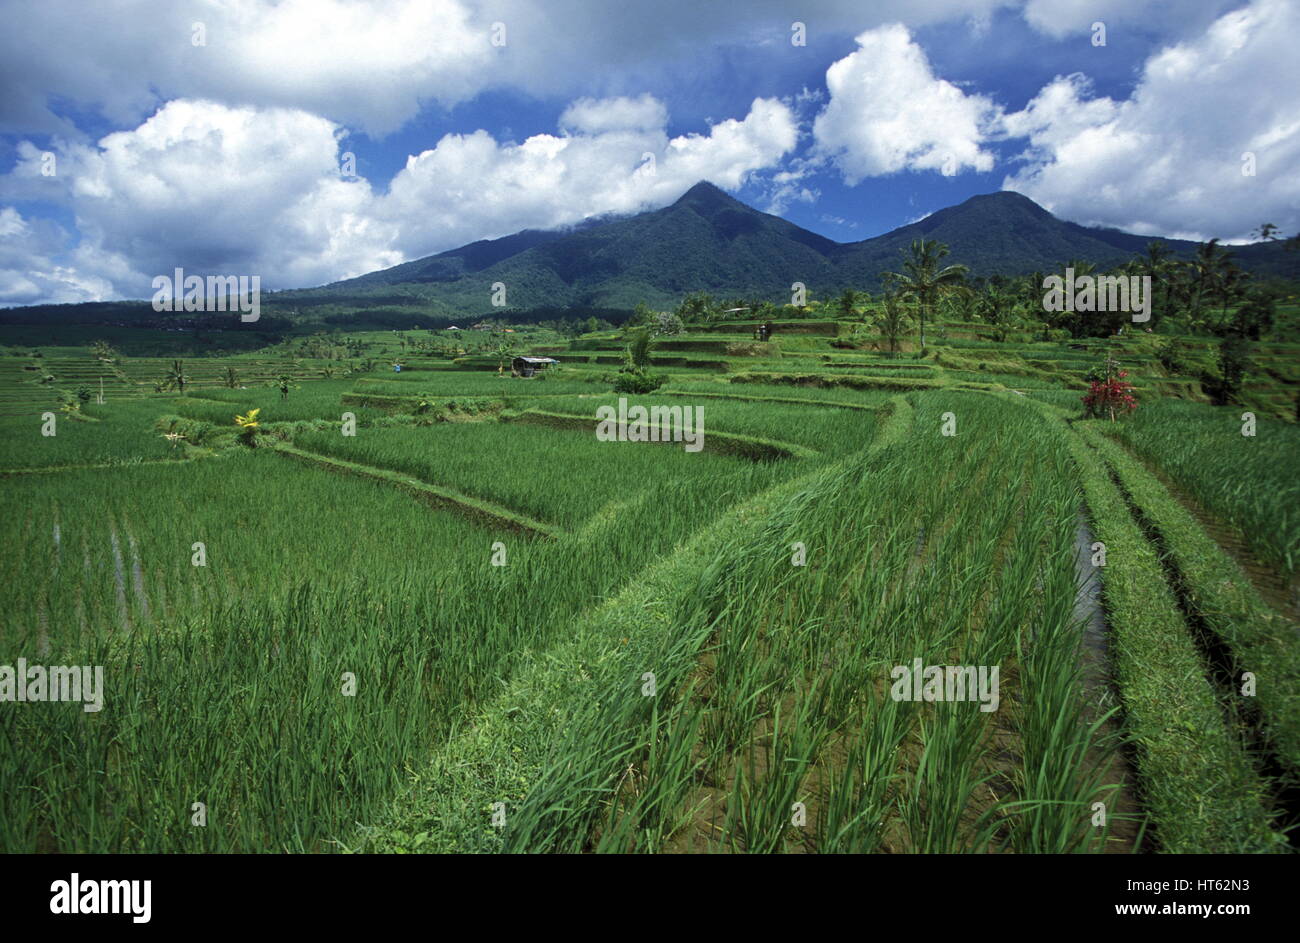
[559,95,668,134]
[4,100,402,298]
[1002,0,1300,240]
[0,0,489,138]
[343,94,798,257]
[1020,0,1242,39]
[3,0,1292,305]
[811,24,1001,182]
[0,0,1017,138]
[0,207,117,305]
[806,3,1299,241]
[1,95,797,302]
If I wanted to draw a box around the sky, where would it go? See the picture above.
[0,0,1297,306]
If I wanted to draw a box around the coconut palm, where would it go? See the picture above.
[883,239,969,350]
[163,360,188,393]
[1189,239,1229,328]
[974,283,1022,343]
[1141,240,1175,322]
[493,341,515,375]
[872,292,914,358]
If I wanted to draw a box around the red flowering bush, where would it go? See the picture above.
[1082,364,1137,421]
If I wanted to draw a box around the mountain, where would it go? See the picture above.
[296,181,845,312]
[279,182,1291,315]
[4,183,1292,329]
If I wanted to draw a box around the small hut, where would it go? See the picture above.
[511,356,559,378]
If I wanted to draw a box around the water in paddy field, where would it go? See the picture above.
[1073,509,1146,853]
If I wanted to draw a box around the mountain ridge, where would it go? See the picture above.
[3,182,1291,327]
[285,181,1290,313]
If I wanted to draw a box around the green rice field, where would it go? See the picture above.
[2,324,1298,856]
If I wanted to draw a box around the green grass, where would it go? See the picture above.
[514,393,874,454]
[4,334,1298,855]
[363,394,1129,853]
[1083,426,1300,778]
[293,420,785,529]
[354,372,602,396]
[1109,398,1300,576]
[1022,396,1282,852]
[0,435,797,852]
[0,399,178,469]
[175,382,388,425]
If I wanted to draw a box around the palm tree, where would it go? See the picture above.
[1142,240,1174,322]
[164,360,188,393]
[974,284,1021,343]
[1189,239,1229,328]
[883,239,968,350]
[1065,258,1097,279]
[1215,259,1248,327]
[872,292,913,358]
[837,288,859,319]
[493,341,515,376]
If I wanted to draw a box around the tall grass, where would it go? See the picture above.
[1109,398,1300,576]
[368,393,1116,853]
[294,421,778,528]
[0,400,177,469]
[0,440,792,851]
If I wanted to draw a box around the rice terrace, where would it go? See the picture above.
[1,0,1299,872]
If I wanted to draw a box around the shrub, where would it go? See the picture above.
[627,329,653,368]
[653,312,684,337]
[612,369,665,394]
[1215,335,1252,404]
[1156,338,1189,375]
[1082,374,1137,420]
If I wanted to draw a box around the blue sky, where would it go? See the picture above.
[0,0,1295,305]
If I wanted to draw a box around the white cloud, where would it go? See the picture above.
[559,95,668,134]
[811,24,1001,182]
[1002,0,1300,240]
[4,100,403,299]
[0,207,117,305]
[1,95,797,302]
[1020,0,1242,39]
[0,0,1017,138]
[0,0,489,138]
[374,96,798,256]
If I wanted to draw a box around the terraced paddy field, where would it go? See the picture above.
[2,328,1298,855]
